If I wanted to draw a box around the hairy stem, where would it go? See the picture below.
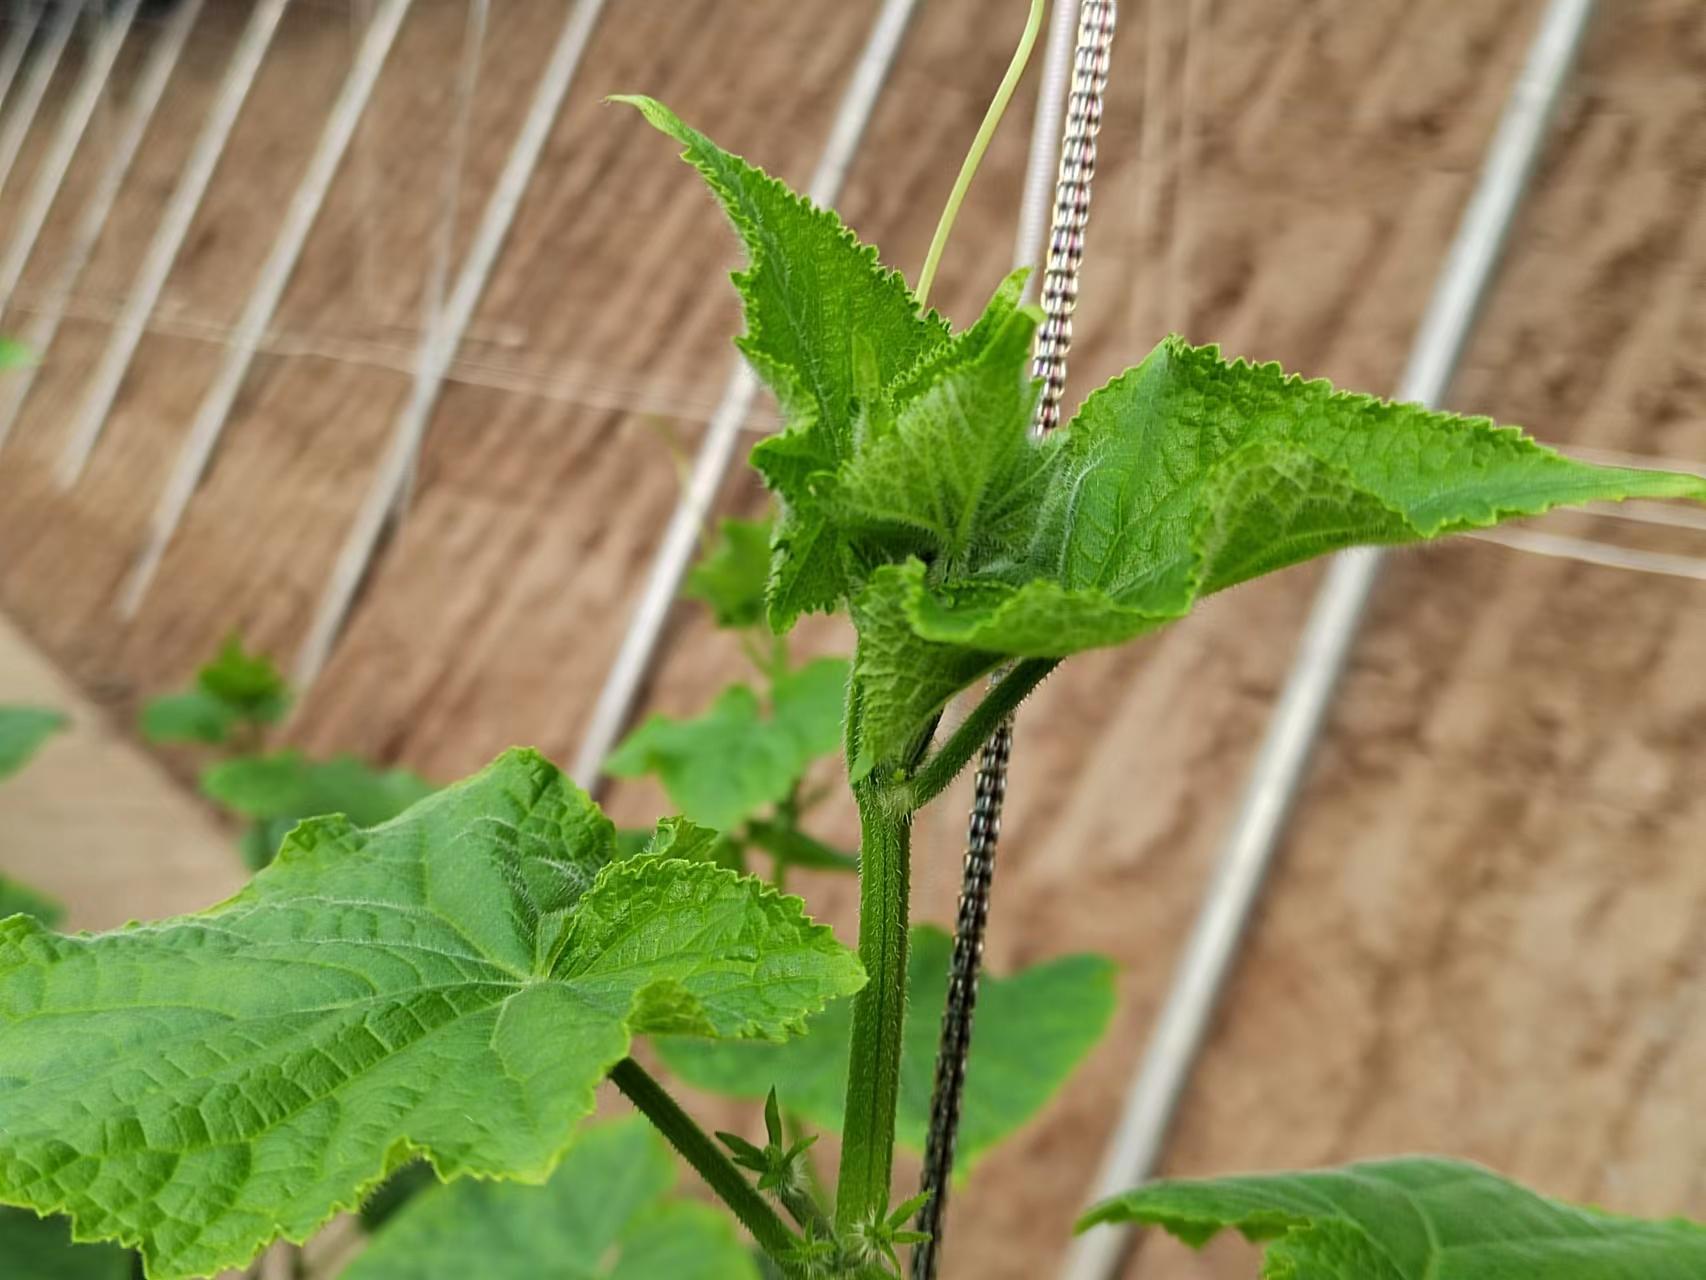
[906,658,1058,809]
[611,1057,804,1274]
[915,0,1045,308]
[835,781,914,1230]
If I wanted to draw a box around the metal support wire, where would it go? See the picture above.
[56,0,287,487]
[0,0,138,309]
[1059,2,1598,1277]
[0,0,201,454]
[293,0,608,689]
[118,0,412,617]
[0,0,80,206]
[568,0,920,789]
[913,6,1115,1278]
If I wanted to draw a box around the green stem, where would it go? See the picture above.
[611,1058,804,1274]
[835,780,913,1231]
[914,0,1046,308]
[905,657,1058,810]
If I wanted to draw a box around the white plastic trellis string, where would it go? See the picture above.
[1059,1,1600,1276]
[0,0,203,455]
[0,0,79,208]
[293,0,609,689]
[914,5,1112,1277]
[117,0,414,618]
[397,0,487,514]
[0,0,139,310]
[568,0,922,790]
[0,0,202,454]
[56,0,289,487]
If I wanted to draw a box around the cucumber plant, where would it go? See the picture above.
[3,81,1706,1280]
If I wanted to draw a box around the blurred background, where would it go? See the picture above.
[0,1,1703,1277]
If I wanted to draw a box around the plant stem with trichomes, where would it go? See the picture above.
[611,1057,805,1275]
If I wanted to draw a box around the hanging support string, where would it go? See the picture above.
[912,5,1116,1278]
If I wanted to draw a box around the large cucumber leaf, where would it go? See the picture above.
[657,925,1114,1174]
[346,1118,758,1280]
[1080,1157,1706,1278]
[0,748,862,1279]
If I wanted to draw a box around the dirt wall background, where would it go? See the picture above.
[0,2,1703,1277]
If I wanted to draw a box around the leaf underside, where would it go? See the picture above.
[0,748,861,1279]
[345,1118,758,1280]
[1081,1158,1706,1278]
[656,924,1115,1174]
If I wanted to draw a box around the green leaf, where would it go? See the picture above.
[139,689,238,746]
[605,658,848,833]
[656,925,1114,1174]
[201,751,435,867]
[0,875,62,927]
[195,635,290,725]
[0,1206,132,1280]
[0,706,66,782]
[0,337,34,370]
[686,518,775,629]
[0,748,863,1279]
[907,337,1706,661]
[832,305,1045,572]
[346,1118,759,1280]
[614,96,951,628]
[1079,1157,1706,1278]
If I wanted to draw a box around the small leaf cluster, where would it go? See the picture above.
[616,95,1706,775]
[141,636,432,868]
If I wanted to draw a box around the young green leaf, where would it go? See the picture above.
[687,517,776,629]
[904,337,1706,661]
[0,748,862,1279]
[0,337,34,370]
[0,1207,132,1280]
[656,925,1114,1174]
[345,1119,759,1280]
[606,657,849,833]
[614,95,952,627]
[139,689,239,746]
[0,705,66,781]
[195,634,291,725]
[0,875,63,927]
[1080,1157,1706,1278]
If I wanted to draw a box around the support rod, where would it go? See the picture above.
[56,0,287,486]
[0,2,45,119]
[1058,2,1599,1277]
[0,0,78,206]
[569,0,920,788]
[118,0,412,617]
[293,0,608,688]
[0,0,138,309]
[0,0,202,453]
